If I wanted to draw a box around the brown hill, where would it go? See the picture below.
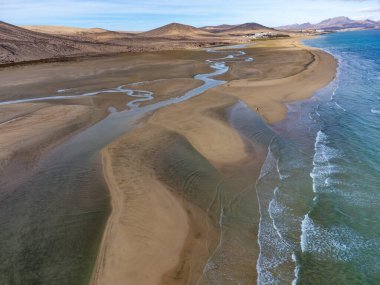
[0,21,132,64]
[201,24,239,32]
[20,25,138,42]
[0,21,60,41]
[220,22,275,35]
[0,21,237,65]
[21,25,109,35]
[139,23,212,38]
[0,20,76,63]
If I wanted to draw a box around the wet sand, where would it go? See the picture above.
[0,103,96,173]
[216,38,337,123]
[0,49,215,170]
[0,51,214,284]
[0,37,337,284]
[94,38,337,284]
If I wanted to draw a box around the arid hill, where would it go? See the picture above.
[139,23,213,38]
[21,25,109,35]
[21,25,137,41]
[0,21,134,64]
[201,24,239,33]
[219,22,275,35]
[0,21,238,65]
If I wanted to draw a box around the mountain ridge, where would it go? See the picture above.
[201,22,274,35]
[277,16,380,31]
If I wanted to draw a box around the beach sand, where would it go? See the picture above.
[0,35,337,284]
[0,103,96,173]
[216,38,337,123]
[0,51,217,284]
[0,49,213,173]
[92,38,337,284]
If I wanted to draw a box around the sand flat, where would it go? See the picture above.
[0,103,95,172]
[0,35,337,284]
[95,91,265,284]
[93,129,192,285]
[94,112,254,284]
[93,37,337,285]
[216,38,337,123]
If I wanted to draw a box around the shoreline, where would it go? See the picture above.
[0,34,338,284]
[215,37,337,123]
[94,36,337,284]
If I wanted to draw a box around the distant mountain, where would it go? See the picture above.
[139,23,211,38]
[220,22,275,35]
[277,16,380,31]
[277,22,313,30]
[201,24,239,32]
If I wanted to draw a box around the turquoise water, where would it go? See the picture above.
[256,31,380,284]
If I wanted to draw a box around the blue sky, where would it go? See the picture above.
[1,0,380,31]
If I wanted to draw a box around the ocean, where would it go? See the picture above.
[256,30,380,284]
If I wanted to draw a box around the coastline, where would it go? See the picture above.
[94,37,337,284]
[215,37,337,123]
[0,33,338,284]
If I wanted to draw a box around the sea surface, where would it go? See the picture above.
[256,30,380,284]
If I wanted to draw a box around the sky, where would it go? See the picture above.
[1,0,380,31]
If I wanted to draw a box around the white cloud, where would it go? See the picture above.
[359,6,380,12]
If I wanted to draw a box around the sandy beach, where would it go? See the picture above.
[3,0,380,280]
[91,37,337,284]
[0,31,336,284]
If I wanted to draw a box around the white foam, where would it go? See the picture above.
[256,141,299,285]
[291,254,299,285]
[300,214,377,262]
[300,128,380,268]
[330,85,339,100]
[371,108,380,114]
[334,101,346,111]
[258,145,277,180]
[268,190,286,241]
[310,131,344,193]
